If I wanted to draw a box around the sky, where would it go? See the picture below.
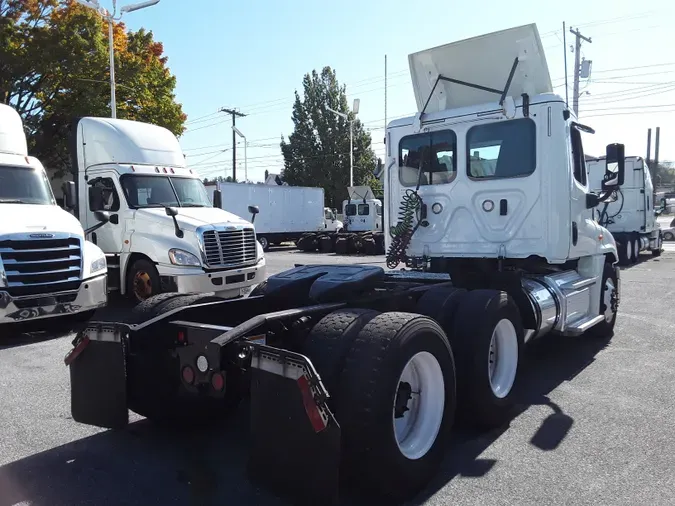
[116,0,675,183]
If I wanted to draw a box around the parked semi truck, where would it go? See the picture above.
[207,181,342,250]
[61,117,266,303]
[587,155,663,264]
[0,104,107,328]
[65,24,623,504]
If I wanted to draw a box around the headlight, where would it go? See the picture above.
[169,248,201,266]
[90,256,107,274]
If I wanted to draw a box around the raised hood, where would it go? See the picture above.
[0,104,28,156]
[0,204,84,236]
[135,206,252,231]
[408,24,552,114]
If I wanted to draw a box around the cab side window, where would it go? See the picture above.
[88,177,120,212]
[570,126,587,186]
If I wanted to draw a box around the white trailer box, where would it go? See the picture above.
[587,156,662,264]
[208,182,327,250]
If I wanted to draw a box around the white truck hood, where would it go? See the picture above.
[135,206,253,231]
[0,204,84,236]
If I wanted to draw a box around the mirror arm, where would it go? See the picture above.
[84,221,107,236]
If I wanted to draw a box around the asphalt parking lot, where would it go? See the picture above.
[1,247,675,506]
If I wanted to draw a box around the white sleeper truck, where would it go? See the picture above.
[0,104,107,329]
[62,117,265,303]
[65,24,624,505]
[587,155,662,264]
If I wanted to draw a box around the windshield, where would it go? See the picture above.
[0,166,55,205]
[120,175,212,208]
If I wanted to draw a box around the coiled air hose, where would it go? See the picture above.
[386,189,423,269]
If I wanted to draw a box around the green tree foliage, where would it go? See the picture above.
[0,0,186,176]
[649,161,675,189]
[280,67,377,207]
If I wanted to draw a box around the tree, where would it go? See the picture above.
[280,67,377,207]
[649,161,675,189]
[0,0,186,177]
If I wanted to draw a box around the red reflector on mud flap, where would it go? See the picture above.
[64,336,91,366]
[296,374,328,433]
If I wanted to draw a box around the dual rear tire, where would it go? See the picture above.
[302,288,523,500]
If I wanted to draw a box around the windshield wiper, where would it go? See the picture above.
[0,199,32,204]
[180,203,208,207]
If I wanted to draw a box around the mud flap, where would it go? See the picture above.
[248,344,341,505]
[66,324,129,429]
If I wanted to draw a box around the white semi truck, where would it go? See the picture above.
[587,155,663,264]
[342,185,383,233]
[207,181,342,250]
[0,104,107,328]
[62,117,266,303]
[66,24,624,505]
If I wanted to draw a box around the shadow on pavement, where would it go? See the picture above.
[0,329,611,506]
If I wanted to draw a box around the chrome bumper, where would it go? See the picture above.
[0,274,107,325]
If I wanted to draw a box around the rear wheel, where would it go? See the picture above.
[258,236,270,251]
[335,312,456,500]
[664,231,675,241]
[632,237,640,263]
[452,290,523,428]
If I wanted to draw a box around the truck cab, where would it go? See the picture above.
[66,117,265,302]
[587,156,662,264]
[342,186,383,232]
[384,23,622,336]
[323,207,343,232]
[0,104,107,327]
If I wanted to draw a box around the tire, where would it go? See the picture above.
[130,292,188,323]
[452,289,523,429]
[415,286,467,337]
[588,262,618,339]
[335,312,456,501]
[618,240,631,266]
[127,258,162,303]
[301,308,380,404]
[664,231,675,241]
[632,237,640,263]
[258,236,270,251]
[652,233,662,257]
[249,280,267,297]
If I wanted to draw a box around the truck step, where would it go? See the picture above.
[558,276,597,291]
[563,314,605,336]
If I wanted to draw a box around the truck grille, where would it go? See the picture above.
[0,236,82,297]
[201,228,257,268]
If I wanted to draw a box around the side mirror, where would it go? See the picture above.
[165,206,178,217]
[248,205,259,223]
[373,158,383,178]
[212,189,222,209]
[602,143,625,190]
[63,181,77,210]
[93,210,111,224]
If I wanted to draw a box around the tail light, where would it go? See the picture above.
[182,366,195,385]
[211,372,225,391]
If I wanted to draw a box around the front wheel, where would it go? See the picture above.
[126,258,161,303]
[335,312,456,501]
[258,236,270,251]
[588,262,618,339]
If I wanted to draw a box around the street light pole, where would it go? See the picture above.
[232,126,248,182]
[107,15,116,117]
[327,98,359,187]
[75,0,160,119]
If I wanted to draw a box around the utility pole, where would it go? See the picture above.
[220,108,246,181]
[569,26,592,117]
[654,127,660,167]
[647,128,652,164]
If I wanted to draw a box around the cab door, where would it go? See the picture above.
[85,172,125,254]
